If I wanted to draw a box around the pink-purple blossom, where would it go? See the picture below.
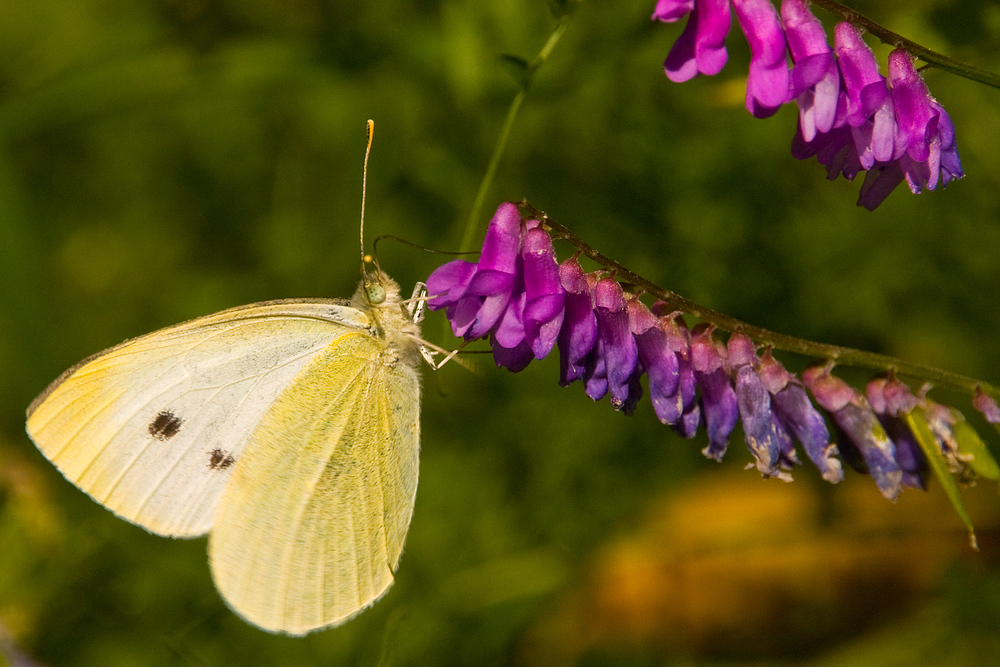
[655,0,732,82]
[426,203,995,498]
[651,0,964,209]
[733,0,789,118]
[974,388,1000,424]
[781,0,838,141]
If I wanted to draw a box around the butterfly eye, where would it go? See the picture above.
[366,283,386,305]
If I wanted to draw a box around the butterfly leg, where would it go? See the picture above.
[407,282,428,324]
[405,281,470,370]
[405,281,443,367]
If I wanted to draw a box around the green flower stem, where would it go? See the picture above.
[811,0,1000,90]
[460,13,572,253]
[532,204,1000,405]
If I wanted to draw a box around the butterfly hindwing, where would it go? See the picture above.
[26,299,372,538]
[208,330,421,635]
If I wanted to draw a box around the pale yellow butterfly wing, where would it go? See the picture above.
[208,329,421,635]
[25,299,371,538]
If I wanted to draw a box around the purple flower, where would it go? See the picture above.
[589,278,640,411]
[733,0,789,118]
[758,348,843,482]
[835,22,895,167]
[630,300,683,425]
[652,1,965,209]
[791,24,894,199]
[805,364,902,500]
[657,0,732,82]
[429,202,985,502]
[426,259,477,314]
[973,388,1000,424]
[654,306,701,437]
[426,202,521,339]
[727,331,792,479]
[920,398,975,476]
[521,228,566,359]
[867,377,928,489]
[887,49,965,194]
[557,258,599,386]
[692,325,739,460]
[791,27,965,210]
[652,0,695,22]
[791,124,863,183]
[490,275,533,372]
[781,0,839,140]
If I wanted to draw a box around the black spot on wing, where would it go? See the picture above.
[149,410,182,441]
[208,448,235,470]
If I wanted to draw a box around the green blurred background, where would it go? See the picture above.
[2,0,1000,665]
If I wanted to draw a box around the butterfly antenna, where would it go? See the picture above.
[360,119,375,277]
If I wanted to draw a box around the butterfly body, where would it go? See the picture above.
[26,269,423,635]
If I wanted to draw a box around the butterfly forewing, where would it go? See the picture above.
[208,330,421,635]
[26,300,372,538]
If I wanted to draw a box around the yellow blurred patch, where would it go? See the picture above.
[518,471,1000,665]
[709,77,750,109]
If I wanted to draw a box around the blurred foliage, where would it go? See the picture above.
[1,0,1000,665]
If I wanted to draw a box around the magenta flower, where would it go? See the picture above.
[655,0,732,82]
[834,22,895,168]
[427,202,522,339]
[886,49,965,194]
[521,228,566,359]
[590,278,640,410]
[781,0,838,140]
[652,2,964,209]
[732,0,789,118]
[556,258,598,386]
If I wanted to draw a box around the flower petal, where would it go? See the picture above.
[699,367,739,461]
[594,279,639,410]
[734,0,790,117]
[522,228,566,359]
[664,0,732,82]
[771,383,843,482]
[636,325,682,424]
[735,365,791,479]
[557,259,598,386]
[973,388,1000,424]
[652,0,695,22]
[804,365,902,499]
[426,259,478,309]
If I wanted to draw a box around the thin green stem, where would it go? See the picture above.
[460,13,572,252]
[811,0,1000,90]
[462,91,527,253]
[528,202,1000,404]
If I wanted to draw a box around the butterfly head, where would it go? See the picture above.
[353,265,420,345]
[357,266,400,309]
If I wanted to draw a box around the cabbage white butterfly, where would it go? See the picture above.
[25,120,430,635]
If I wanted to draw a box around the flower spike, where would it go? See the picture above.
[430,203,999,518]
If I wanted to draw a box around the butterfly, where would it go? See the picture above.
[25,121,434,635]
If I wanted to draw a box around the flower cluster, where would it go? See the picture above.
[427,203,1000,499]
[651,0,964,210]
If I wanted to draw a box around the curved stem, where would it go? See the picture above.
[460,13,572,252]
[527,202,1000,404]
[811,0,1000,89]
